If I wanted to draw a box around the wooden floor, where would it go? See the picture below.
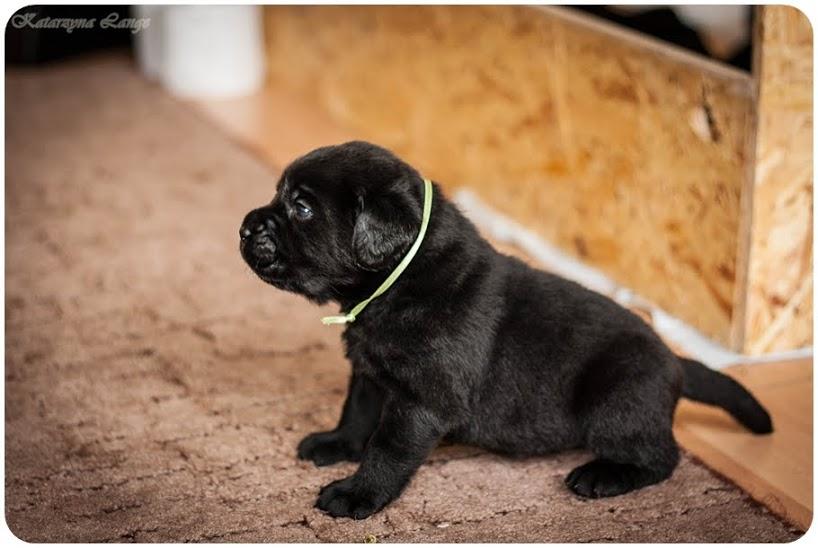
[190,86,813,531]
[675,359,812,530]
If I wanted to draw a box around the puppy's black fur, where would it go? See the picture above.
[239,141,772,519]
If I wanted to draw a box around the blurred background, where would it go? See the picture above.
[5,4,813,542]
[7,5,756,69]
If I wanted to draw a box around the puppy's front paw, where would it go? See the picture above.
[297,431,362,466]
[315,476,388,519]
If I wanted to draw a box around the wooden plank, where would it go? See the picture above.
[674,358,813,530]
[262,5,755,347]
[190,85,355,170]
[734,6,813,353]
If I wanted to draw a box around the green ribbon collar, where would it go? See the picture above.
[321,178,433,326]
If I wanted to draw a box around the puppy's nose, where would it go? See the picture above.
[241,208,278,244]
[239,223,266,240]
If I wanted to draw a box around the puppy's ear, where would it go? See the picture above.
[352,185,419,271]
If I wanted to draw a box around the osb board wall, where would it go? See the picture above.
[263,5,755,346]
[739,6,813,353]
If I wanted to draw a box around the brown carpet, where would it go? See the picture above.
[5,55,802,543]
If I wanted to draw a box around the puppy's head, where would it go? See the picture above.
[239,141,426,303]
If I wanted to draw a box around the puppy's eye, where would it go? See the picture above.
[293,199,313,221]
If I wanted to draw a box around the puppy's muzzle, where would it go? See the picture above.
[240,209,278,267]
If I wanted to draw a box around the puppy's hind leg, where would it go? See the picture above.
[565,338,682,498]
[565,444,679,499]
[298,374,384,466]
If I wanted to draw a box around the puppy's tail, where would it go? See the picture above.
[679,357,773,434]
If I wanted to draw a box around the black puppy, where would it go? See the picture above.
[239,141,772,519]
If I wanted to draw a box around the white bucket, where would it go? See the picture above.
[134,5,266,99]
